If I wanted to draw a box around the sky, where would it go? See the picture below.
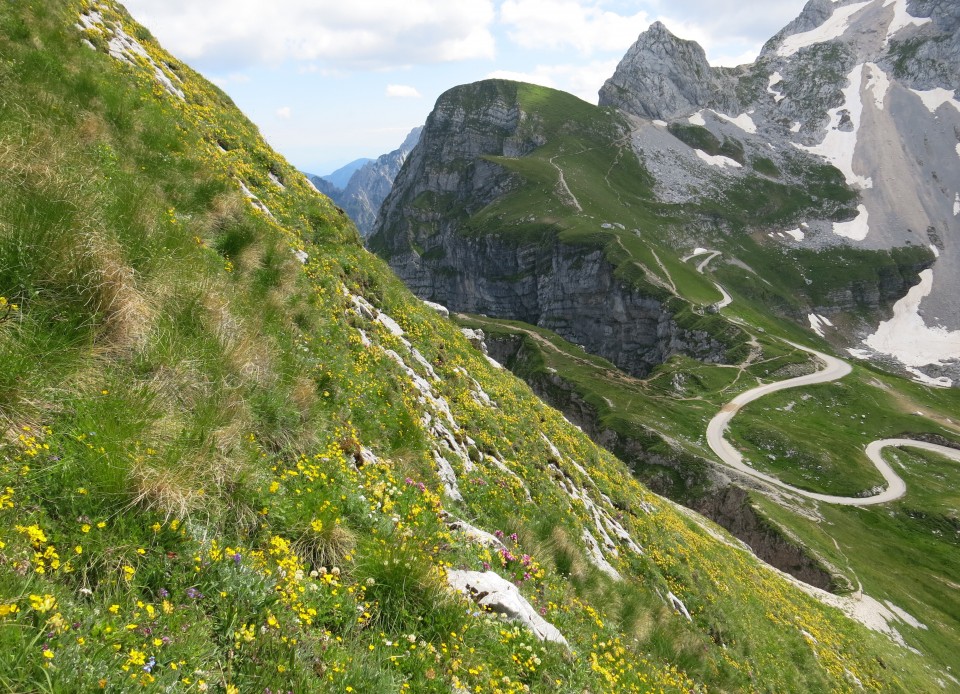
[123,0,809,176]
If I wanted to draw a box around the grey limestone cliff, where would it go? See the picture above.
[370,80,728,377]
[598,21,742,121]
[338,126,422,236]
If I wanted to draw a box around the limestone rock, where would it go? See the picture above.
[598,21,741,121]
[446,570,568,646]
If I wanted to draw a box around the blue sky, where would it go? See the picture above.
[123,0,808,176]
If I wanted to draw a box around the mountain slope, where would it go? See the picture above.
[320,157,372,189]
[368,2,960,685]
[600,0,960,385]
[0,1,941,692]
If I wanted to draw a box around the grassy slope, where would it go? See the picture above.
[459,310,960,679]
[394,73,960,682]
[0,2,947,693]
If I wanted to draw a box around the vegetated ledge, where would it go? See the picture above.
[483,330,839,592]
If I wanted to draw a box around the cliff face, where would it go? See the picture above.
[370,80,728,377]
[598,21,742,120]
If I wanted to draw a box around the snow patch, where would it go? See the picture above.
[883,0,932,45]
[777,2,872,57]
[929,244,940,258]
[807,314,834,337]
[790,122,802,133]
[910,88,960,115]
[847,348,872,360]
[688,111,706,126]
[864,269,960,368]
[796,64,872,189]
[767,72,786,103]
[864,63,890,111]
[954,192,960,216]
[653,119,668,127]
[906,367,953,388]
[784,228,805,241]
[695,149,742,169]
[833,204,870,241]
[714,111,758,134]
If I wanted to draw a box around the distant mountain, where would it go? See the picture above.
[305,172,340,199]
[307,127,423,236]
[598,0,960,382]
[320,157,372,189]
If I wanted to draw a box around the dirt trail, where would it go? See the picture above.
[706,342,960,505]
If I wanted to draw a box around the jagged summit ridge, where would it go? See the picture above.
[595,0,960,382]
[598,21,740,121]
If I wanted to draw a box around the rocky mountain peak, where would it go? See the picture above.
[598,21,740,121]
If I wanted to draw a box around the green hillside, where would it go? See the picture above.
[367,67,960,693]
[0,2,949,692]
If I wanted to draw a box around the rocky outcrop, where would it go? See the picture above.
[372,80,544,245]
[370,80,729,377]
[598,21,742,121]
[447,570,569,646]
[692,487,836,591]
[882,0,960,90]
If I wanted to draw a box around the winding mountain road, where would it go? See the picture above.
[706,342,960,505]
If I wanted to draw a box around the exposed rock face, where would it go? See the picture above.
[370,80,727,377]
[307,127,422,236]
[598,21,741,120]
[374,81,544,239]
[691,487,836,591]
[446,570,569,646]
[883,0,960,90]
[338,127,422,236]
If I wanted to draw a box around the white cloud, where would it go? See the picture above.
[386,84,422,98]
[123,0,496,70]
[486,59,621,103]
[276,106,292,119]
[500,0,650,55]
